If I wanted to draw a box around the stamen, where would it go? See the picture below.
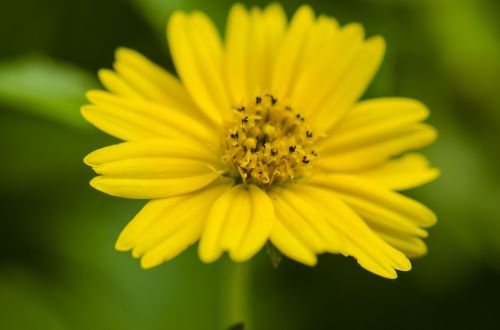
[221,94,320,186]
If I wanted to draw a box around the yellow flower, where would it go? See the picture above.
[82,3,439,279]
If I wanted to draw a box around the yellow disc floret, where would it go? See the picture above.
[221,94,319,186]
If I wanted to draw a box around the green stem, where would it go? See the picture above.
[223,262,250,329]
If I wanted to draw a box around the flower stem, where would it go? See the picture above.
[223,262,250,329]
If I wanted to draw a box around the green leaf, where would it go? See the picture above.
[0,56,98,129]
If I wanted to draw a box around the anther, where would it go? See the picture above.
[265,94,277,105]
[244,138,257,150]
[289,145,296,153]
[256,97,262,104]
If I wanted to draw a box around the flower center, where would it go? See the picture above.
[221,94,319,186]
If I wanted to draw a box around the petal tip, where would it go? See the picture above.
[342,22,365,40]
[80,105,91,121]
[84,90,105,104]
[431,167,441,181]
[115,235,133,252]
[83,150,98,166]
[303,255,318,267]
[140,257,159,270]
[97,68,112,81]
[230,2,247,12]
[115,242,130,252]
[296,4,315,18]
[198,244,221,264]
[265,2,285,13]
[229,251,251,263]
[89,176,105,192]
[367,35,386,57]
[426,210,438,227]
[397,257,412,272]
[167,11,187,30]
[115,47,134,60]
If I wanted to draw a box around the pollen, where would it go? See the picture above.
[221,94,319,186]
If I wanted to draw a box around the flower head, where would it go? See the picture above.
[83,3,438,278]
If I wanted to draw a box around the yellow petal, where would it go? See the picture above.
[334,193,430,239]
[225,4,287,102]
[114,181,230,268]
[247,5,286,96]
[125,181,229,255]
[90,173,218,199]
[230,185,275,262]
[82,91,217,143]
[97,69,143,99]
[225,4,251,102]
[198,184,275,263]
[112,62,180,107]
[113,48,200,113]
[109,48,216,127]
[318,98,436,173]
[140,219,201,269]
[308,174,437,228]
[271,191,324,253]
[309,36,386,132]
[116,198,182,252]
[85,139,221,199]
[321,98,430,151]
[296,15,339,69]
[285,20,387,133]
[355,153,440,191]
[136,182,230,261]
[198,185,240,263]
[377,232,428,258]
[92,158,215,178]
[261,3,287,87]
[81,104,160,141]
[290,18,351,112]
[269,187,343,254]
[271,5,315,98]
[270,219,317,267]
[319,123,437,171]
[219,186,252,253]
[295,184,411,279]
[168,11,230,125]
[84,139,219,166]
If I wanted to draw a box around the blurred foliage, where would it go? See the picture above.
[1,0,500,329]
[0,56,97,129]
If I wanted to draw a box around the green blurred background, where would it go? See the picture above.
[1,0,499,329]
